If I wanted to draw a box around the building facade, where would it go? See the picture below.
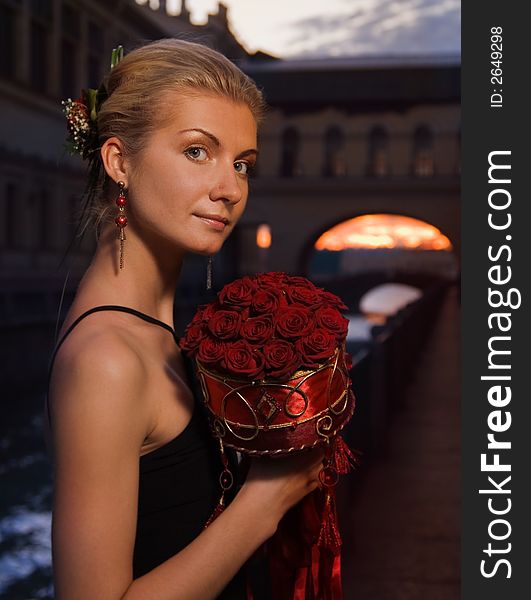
[236,56,461,278]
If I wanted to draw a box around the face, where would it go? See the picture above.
[125,92,258,257]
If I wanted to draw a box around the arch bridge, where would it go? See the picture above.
[239,177,460,276]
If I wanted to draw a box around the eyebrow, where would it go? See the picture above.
[179,127,258,160]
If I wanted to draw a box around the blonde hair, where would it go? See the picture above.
[82,38,266,235]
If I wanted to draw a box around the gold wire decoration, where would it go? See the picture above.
[212,418,226,438]
[316,415,334,440]
[327,345,350,416]
[221,386,260,442]
[196,348,353,447]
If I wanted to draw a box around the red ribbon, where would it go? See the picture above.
[198,355,355,455]
[260,436,356,600]
[203,427,357,598]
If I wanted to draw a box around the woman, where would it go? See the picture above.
[46,39,323,599]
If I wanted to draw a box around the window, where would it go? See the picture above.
[30,21,48,91]
[323,126,346,177]
[62,3,79,36]
[280,127,301,177]
[30,0,52,21]
[367,126,389,177]
[36,189,52,249]
[61,3,79,97]
[87,21,104,88]
[61,39,77,98]
[0,5,16,79]
[413,125,434,177]
[29,0,52,91]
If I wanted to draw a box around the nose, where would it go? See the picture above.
[209,165,244,205]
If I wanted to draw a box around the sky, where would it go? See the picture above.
[142,0,461,58]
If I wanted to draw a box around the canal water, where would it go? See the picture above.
[1,390,53,599]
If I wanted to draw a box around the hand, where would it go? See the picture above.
[238,446,325,526]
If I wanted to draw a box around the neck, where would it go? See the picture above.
[77,221,185,328]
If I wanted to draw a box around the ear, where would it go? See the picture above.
[100,137,128,185]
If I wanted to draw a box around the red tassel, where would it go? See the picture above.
[204,496,225,528]
[246,573,254,600]
[318,548,343,600]
[293,566,309,600]
[267,456,353,600]
[317,491,342,554]
[332,435,359,475]
[311,543,320,596]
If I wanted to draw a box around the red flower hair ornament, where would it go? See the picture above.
[180,273,358,600]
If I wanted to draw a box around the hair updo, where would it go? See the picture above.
[78,38,266,237]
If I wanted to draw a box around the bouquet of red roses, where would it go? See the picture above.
[180,272,357,599]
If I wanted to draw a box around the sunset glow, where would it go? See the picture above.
[315,214,452,251]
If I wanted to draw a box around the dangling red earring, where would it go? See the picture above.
[114,181,127,270]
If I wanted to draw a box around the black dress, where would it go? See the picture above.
[46,304,248,599]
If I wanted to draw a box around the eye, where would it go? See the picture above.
[185,146,208,161]
[234,161,255,177]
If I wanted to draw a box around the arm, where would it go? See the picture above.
[125,452,324,600]
[50,332,322,600]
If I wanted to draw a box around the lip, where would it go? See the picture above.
[194,214,230,231]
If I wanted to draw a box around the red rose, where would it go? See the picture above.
[197,337,226,366]
[296,328,337,367]
[286,285,321,307]
[256,272,287,286]
[241,315,275,345]
[276,306,314,339]
[200,302,220,322]
[285,275,317,289]
[207,309,242,340]
[224,340,265,379]
[251,288,282,314]
[319,290,348,311]
[189,308,202,324]
[219,276,256,310]
[239,306,251,321]
[263,339,302,379]
[315,307,349,341]
[179,323,205,353]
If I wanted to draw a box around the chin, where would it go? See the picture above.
[188,240,226,257]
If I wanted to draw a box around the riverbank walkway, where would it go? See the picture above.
[340,284,460,599]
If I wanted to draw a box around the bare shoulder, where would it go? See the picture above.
[49,320,152,597]
[48,320,151,457]
[53,315,146,376]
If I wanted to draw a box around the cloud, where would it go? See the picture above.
[283,0,461,57]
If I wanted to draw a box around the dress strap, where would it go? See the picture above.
[45,304,179,426]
